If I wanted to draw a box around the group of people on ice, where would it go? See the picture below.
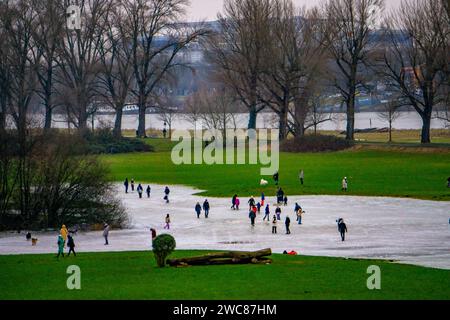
[124,178,171,204]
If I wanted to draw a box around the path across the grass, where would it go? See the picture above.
[1,184,449,269]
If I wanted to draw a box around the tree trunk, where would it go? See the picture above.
[137,94,146,138]
[113,106,123,138]
[44,105,52,130]
[248,105,257,130]
[389,120,392,143]
[346,95,355,141]
[420,111,432,143]
[167,248,272,266]
[278,107,288,140]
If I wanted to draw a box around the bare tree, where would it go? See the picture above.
[380,0,449,143]
[257,2,329,140]
[56,0,111,131]
[305,95,334,135]
[98,5,134,138]
[323,0,384,141]
[29,0,65,131]
[154,90,180,139]
[122,0,207,138]
[377,99,402,142]
[205,0,273,131]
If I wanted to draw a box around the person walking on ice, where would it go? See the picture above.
[164,214,171,229]
[342,177,348,192]
[263,204,270,221]
[103,223,110,245]
[285,216,291,234]
[337,218,348,241]
[146,185,151,198]
[272,215,277,234]
[137,184,143,199]
[299,170,304,185]
[131,179,135,192]
[67,234,76,257]
[275,206,282,221]
[261,192,265,206]
[164,186,170,203]
[231,194,237,210]
[203,199,210,218]
[56,234,65,259]
[124,178,129,193]
[195,202,202,219]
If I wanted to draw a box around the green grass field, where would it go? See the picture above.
[0,251,449,300]
[101,142,450,201]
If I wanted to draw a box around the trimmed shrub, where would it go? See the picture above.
[152,234,176,267]
[281,135,353,153]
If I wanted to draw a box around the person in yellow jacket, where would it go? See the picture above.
[60,225,69,247]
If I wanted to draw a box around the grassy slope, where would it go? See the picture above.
[0,251,449,300]
[101,146,450,200]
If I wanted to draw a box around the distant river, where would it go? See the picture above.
[32,111,449,131]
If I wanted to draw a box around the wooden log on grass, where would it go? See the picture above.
[167,248,272,266]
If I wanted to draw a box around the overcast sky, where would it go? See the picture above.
[184,0,403,21]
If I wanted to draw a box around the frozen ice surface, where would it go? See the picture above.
[1,184,449,270]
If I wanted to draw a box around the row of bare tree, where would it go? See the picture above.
[202,0,449,143]
[0,0,207,139]
[0,0,448,143]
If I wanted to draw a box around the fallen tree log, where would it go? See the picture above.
[167,248,272,267]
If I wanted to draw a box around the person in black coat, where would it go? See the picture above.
[195,202,202,219]
[203,200,210,218]
[67,234,76,256]
[124,178,129,193]
[146,186,151,198]
[338,219,348,241]
[273,171,279,185]
[248,196,255,209]
[276,188,284,204]
[164,186,170,203]
[249,209,256,226]
[285,216,291,234]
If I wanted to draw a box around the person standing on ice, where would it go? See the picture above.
[338,219,348,241]
[285,216,291,234]
[137,184,143,198]
[103,223,110,245]
[131,179,135,192]
[164,186,170,203]
[263,204,270,221]
[296,208,303,225]
[272,215,277,234]
[203,199,210,218]
[248,196,255,210]
[261,192,265,206]
[146,185,151,198]
[164,214,171,229]
[342,177,348,192]
[195,202,202,218]
[56,234,65,259]
[150,228,157,243]
[67,234,76,257]
[235,197,240,210]
[249,206,257,226]
[256,202,261,214]
[124,178,129,193]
